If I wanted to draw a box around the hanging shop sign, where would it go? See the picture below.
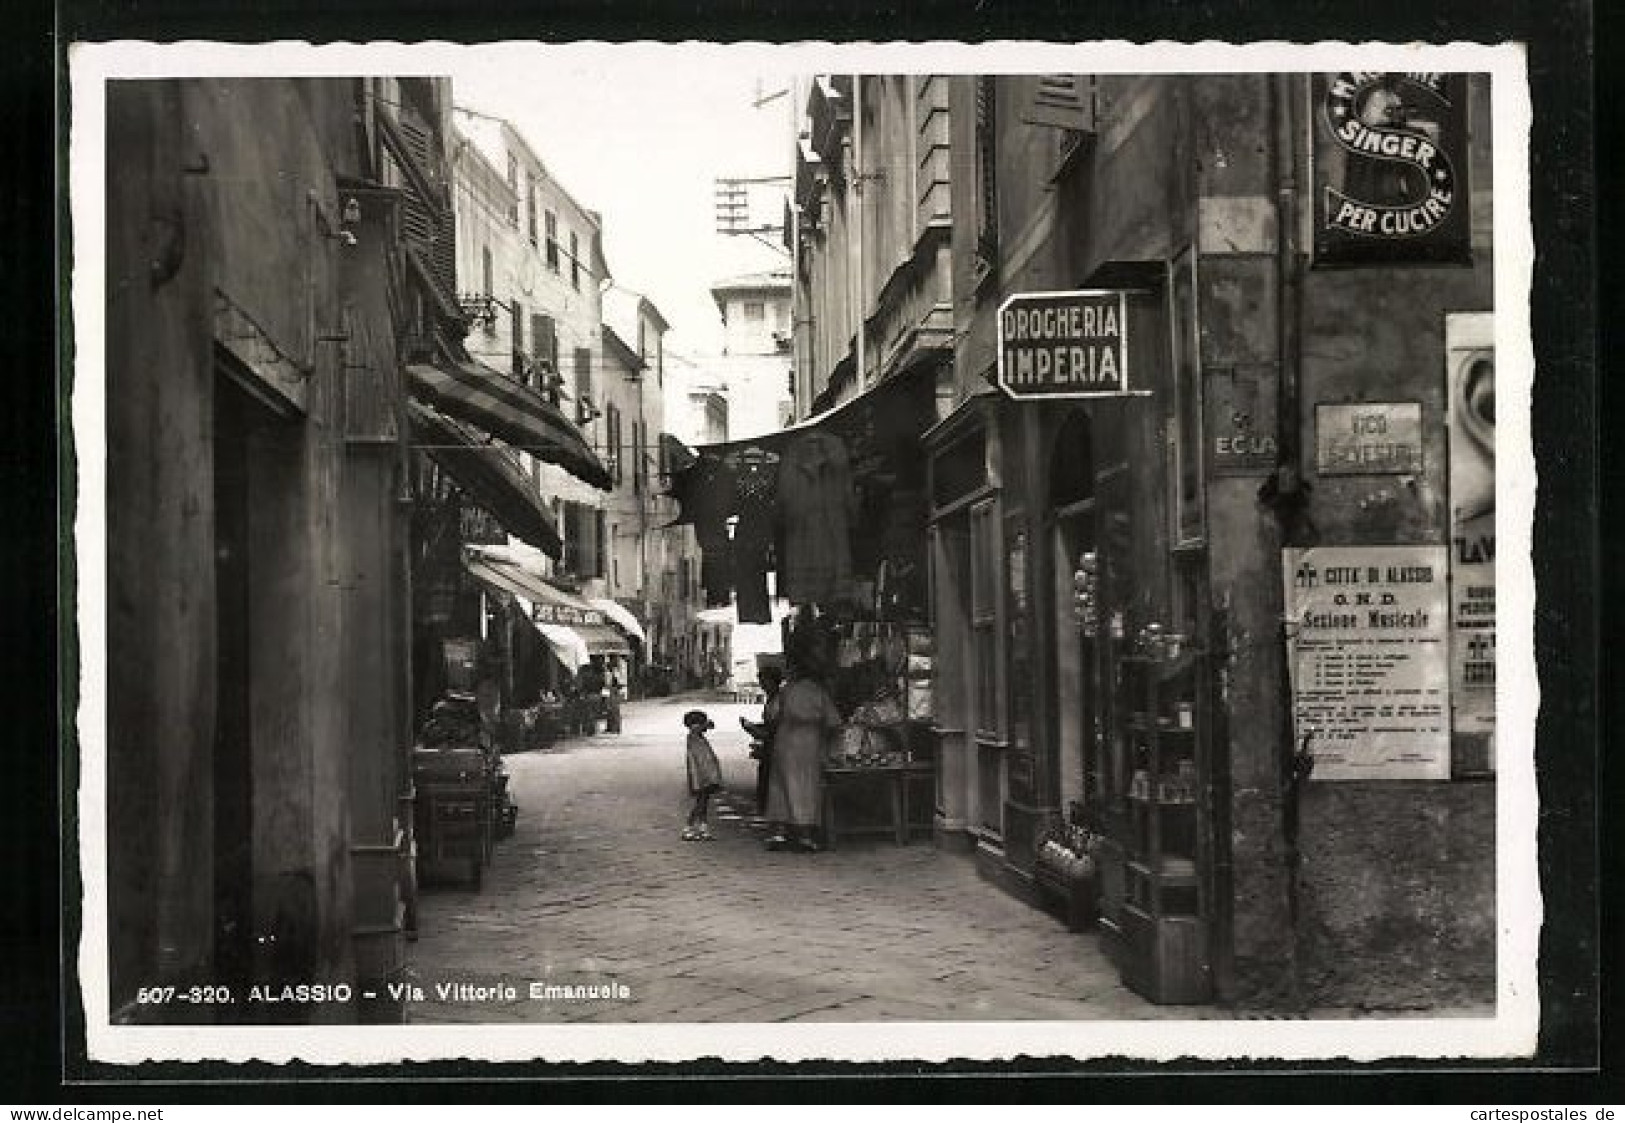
[996,289,1133,398]
[532,602,605,627]
[1315,401,1424,475]
[1312,72,1472,266]
[1282,545,1452,780]
[1445,313,1496,761]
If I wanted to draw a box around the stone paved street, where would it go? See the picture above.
[404,692,1211,1023]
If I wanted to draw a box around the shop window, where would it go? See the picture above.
[1170,248,1204,544]
[933,428,987,508]
[969,498,1003,740]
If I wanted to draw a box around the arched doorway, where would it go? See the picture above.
[1047,409,1099,827]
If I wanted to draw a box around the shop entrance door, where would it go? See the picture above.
[1052,505,1099,821]
[1046,410,1101,826]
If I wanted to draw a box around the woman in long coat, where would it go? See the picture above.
[763,659,842,852]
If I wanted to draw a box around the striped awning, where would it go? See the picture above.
[587,598,647,645]
[408,401,562,558]
[407,358,611,491]
[462,548,630,662]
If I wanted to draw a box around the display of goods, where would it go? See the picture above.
[419,713,481,750]
[836,749,908,769]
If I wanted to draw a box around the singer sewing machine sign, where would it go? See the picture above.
[996,289,1134,399]
[1312,72,1472,266]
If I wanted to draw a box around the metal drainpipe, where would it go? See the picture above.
[852,74,867,392]
[1272,72,1305,517]
[1270,72,1314,1009]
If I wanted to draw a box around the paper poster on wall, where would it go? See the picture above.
[1283,545,1452,780]
[1446,312,1496,762]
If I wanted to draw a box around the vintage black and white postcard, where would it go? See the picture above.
[67,38,1541,1069]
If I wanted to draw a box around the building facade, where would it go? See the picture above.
[789,71,1496,1011]
[104,76,467,1022]
[453,116,614,594]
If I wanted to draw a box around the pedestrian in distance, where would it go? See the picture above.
[604,659,624,734]
[681,709,723,842]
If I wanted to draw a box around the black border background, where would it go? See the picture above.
[10,0,1605,1102]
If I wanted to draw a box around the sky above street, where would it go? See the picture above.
[451,46,798,358]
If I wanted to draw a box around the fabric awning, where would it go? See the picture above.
[574,624,631,657]
[533,622,589,671]
[408,357,612,491]
[462,547,631,661]
[408,401,562,558]
[588,598,647,644]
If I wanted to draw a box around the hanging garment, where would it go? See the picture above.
[728,445,781,624]
[700,539,735,608]
[777,431,856,605]
[684,455,739,608]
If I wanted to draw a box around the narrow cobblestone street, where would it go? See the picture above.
[404,693,1209,1024]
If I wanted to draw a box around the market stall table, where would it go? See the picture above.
[820,760,935,849]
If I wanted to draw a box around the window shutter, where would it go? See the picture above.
[532,315,557,373]
[974,77,999,266]
[574,346,592,400]
[594,509,608,577]
[1021,74,1095,131]
[511,300,526,378]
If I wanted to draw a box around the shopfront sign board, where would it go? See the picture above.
[996,289,1135,399]
[533,602,605,627]
[1316,401,1423,475]
[1283,545,1451,780]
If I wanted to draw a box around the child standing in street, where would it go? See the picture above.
[682,709,722,841]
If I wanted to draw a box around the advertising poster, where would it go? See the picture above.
[1311,72,1472,266]
[1283,545,1452,780]
[1446,312,1496,757]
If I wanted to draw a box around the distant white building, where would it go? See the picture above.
[710,269,793,439]
[661,347,730,448]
